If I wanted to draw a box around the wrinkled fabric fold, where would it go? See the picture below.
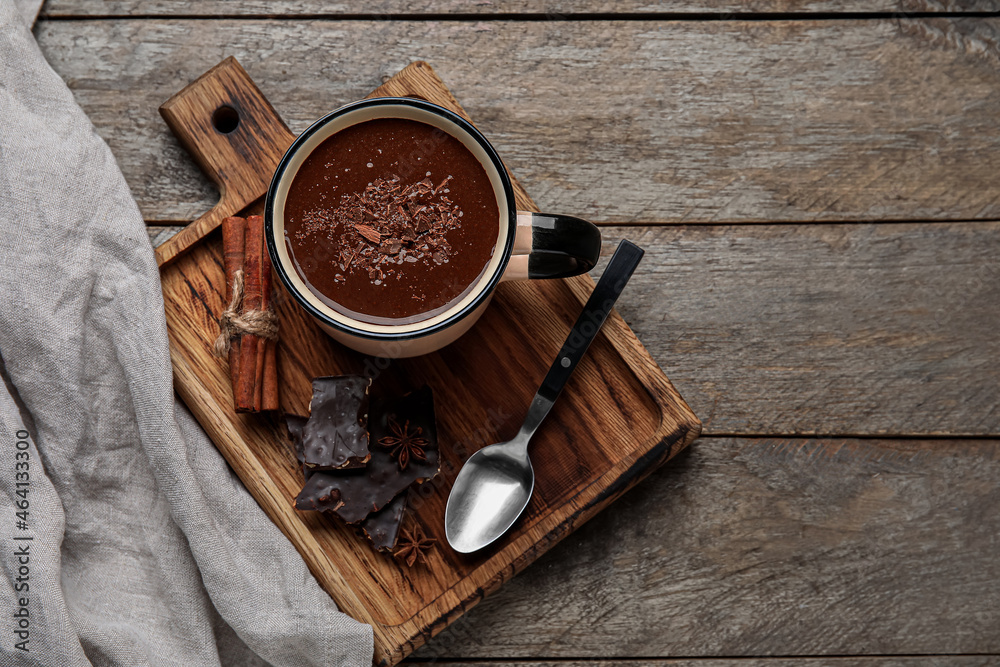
[0,4,372,665]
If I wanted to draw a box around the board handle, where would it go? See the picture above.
[155,57,296,267]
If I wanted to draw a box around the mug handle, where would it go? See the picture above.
[501,212,602,281]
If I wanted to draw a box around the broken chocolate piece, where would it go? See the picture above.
[284,414,313,481]
[433,175,452,194]
[380,238,402,255]
[302,376,371,470]
[360,491,408,552]
[354,223,381,244]
[294,385,438,523]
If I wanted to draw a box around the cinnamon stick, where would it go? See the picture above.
[221,216,246,404]
[235,216,264,413]
[253,226,274,411]
[262,340,278,411]
[260,242,279,412]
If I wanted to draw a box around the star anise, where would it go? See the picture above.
[394,524,436,567]
[378,418,428,471]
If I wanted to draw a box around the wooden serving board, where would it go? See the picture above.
[158,57,700,666]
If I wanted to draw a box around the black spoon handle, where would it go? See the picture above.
[518,239,645,439]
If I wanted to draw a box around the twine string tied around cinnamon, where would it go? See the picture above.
[213,269,278,357]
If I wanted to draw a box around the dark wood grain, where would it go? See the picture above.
[36,18,1000,224]
[413,436,1000,659]
[41,0,1000,17]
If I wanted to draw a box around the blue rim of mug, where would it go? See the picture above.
[264,97,517,343]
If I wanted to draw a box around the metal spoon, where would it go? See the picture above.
[445,239,645,553]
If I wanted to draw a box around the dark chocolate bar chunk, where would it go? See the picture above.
[295,385,438,523]
[360,491,408,552]
[284,414,312,481]
[302,375,372,470]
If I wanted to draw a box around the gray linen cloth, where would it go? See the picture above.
[0,3,373,665]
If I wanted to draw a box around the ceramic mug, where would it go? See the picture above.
[265,97,601,358]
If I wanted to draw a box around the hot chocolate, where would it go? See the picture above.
[283,118,500,326]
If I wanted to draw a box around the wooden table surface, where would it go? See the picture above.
[35,2,1000,664]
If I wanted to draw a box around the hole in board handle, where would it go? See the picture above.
[212,105,240,134]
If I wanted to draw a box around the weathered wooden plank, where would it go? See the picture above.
[41,0,1000,18]
[599,222,1000,436]
[149,220,1000,437]
[413,437,1000,658]
[37,19,1000,224]
[147,225,178,245]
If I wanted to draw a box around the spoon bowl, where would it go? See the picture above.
[445,438,534,553]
